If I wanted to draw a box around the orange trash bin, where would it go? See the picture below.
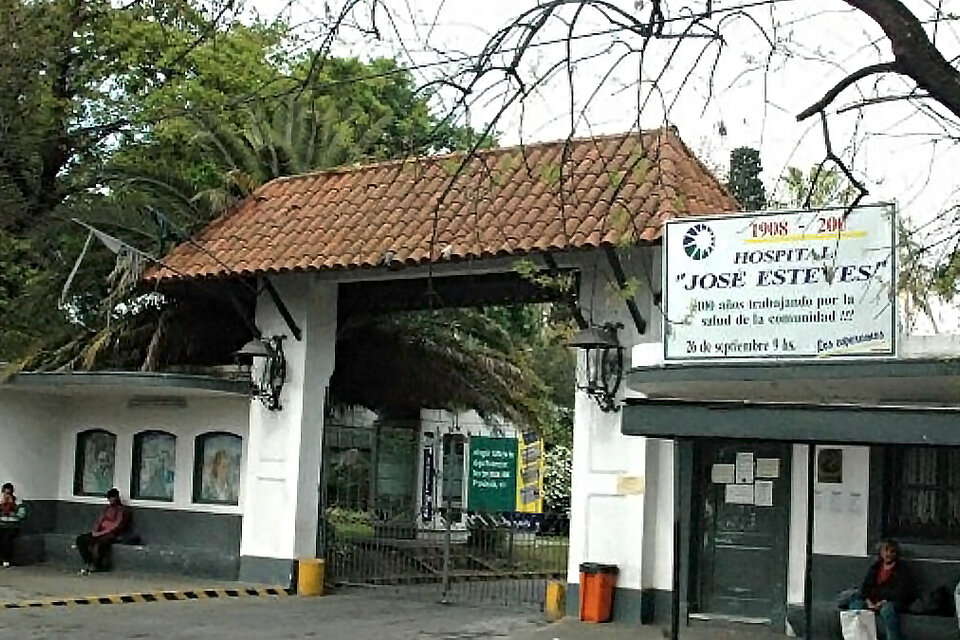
[579,562,618,623]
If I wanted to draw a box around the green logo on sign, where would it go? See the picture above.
[682,223,715,260]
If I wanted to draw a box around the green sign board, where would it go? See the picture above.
[467,436,518,512]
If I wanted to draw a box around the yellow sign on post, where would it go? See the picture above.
[516,431,544,514]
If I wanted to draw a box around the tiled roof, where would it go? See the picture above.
[146,128,739,282]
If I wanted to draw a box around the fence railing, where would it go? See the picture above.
[319,416,570,609]
[320,506,569,608]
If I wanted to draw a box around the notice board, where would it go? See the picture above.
[467,436,518,512]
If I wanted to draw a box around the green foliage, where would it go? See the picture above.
[606,171,625,189]
[0,0,572,445]
[514,260,575,293]
[0,0,489,362]
[726,147,766,211]
[775,165,858,209]
[543,445,572,514]
[540,162,561,188]
[332,304,573,440]
[632,157,652,185]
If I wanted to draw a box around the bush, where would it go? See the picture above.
[543,445,572,515]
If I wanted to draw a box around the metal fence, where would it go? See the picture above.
[319,414,569,610]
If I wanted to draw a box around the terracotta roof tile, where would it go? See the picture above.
[146,128,739,282]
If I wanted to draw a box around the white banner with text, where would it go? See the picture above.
[663,204,896,361]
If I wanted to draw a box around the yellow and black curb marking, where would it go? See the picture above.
[2,586,294,610]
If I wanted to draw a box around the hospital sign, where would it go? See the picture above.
[662,203,897,361]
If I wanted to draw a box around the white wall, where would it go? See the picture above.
[0,390,62,500]
[564,246,657,592]
[57,394,249,514]
[787,445,871,604]
[0,388,248,515]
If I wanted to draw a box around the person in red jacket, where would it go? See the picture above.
[76,488,132,575]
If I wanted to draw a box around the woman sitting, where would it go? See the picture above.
[0,483,28,567]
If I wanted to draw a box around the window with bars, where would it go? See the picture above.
[885,447,960,543]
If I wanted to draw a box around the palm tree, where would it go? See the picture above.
[332,308,558,434]
[774,165,858,209]
[189,96,392,214]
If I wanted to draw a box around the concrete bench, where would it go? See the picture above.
[789,603,957,639]
[28,534,239,581]
[9,534,45,566]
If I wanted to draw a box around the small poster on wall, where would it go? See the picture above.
[421,447,435,521]
[79,431,116,495]
[755,480,774,507]
[756,458,780,479]
[467,436,518,512]
[725,483,755,505]
[817,448,844,484]
[516,433,544,514]
[136,433,176,501]
[735,452,755,483]
[197,434,242,504]
[711,464,735,484]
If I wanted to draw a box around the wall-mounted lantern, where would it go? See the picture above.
[236,336,286,411]
[569,323,623,413]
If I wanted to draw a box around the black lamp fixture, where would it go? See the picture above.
[569,323,624,412]
[236,336,286,411]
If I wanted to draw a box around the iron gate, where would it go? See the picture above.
[318,412,569,610]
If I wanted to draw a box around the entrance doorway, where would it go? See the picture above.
[692,441,791,624]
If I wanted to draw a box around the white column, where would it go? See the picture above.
[566,382,648,592]
[565,248,652,620]
[239,276,337,585]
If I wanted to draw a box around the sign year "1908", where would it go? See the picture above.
[662,204,897,361]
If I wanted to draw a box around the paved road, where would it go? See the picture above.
[0,592,548,640]
[0,565,236,602]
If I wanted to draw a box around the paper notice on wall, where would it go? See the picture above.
[735,452,755,483]
[755,480,774,507]
[617,474,645,495]
[756,458,780,479]
[711,464,735,484]
[725,483,755,505]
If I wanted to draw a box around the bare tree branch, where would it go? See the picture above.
[796,61,897,121]
[843,0,960,118]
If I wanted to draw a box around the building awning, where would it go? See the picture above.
[5,371,250,399]
[623,357,960,446]
[623,397,960,445]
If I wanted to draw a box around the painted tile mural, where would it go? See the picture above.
[79,431,116,495]
[136,433,176,500]
[198,434,242,504]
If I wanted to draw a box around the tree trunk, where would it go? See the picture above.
[844,0,960,119]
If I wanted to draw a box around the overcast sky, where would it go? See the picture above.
[254,0,959,329]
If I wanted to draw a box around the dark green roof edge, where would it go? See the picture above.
[7,371,251,396]
[627,357,960,385]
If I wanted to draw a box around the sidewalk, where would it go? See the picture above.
[0,564,242,603]
[512,619,786,640]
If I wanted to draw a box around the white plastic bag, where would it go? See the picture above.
[840,609,878,640]
[955,581,960,630]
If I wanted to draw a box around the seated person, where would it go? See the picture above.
[0,483,27,568]
[848,540,915,640]
[76,488,132,575]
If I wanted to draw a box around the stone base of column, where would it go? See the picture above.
[239,556,297,588]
